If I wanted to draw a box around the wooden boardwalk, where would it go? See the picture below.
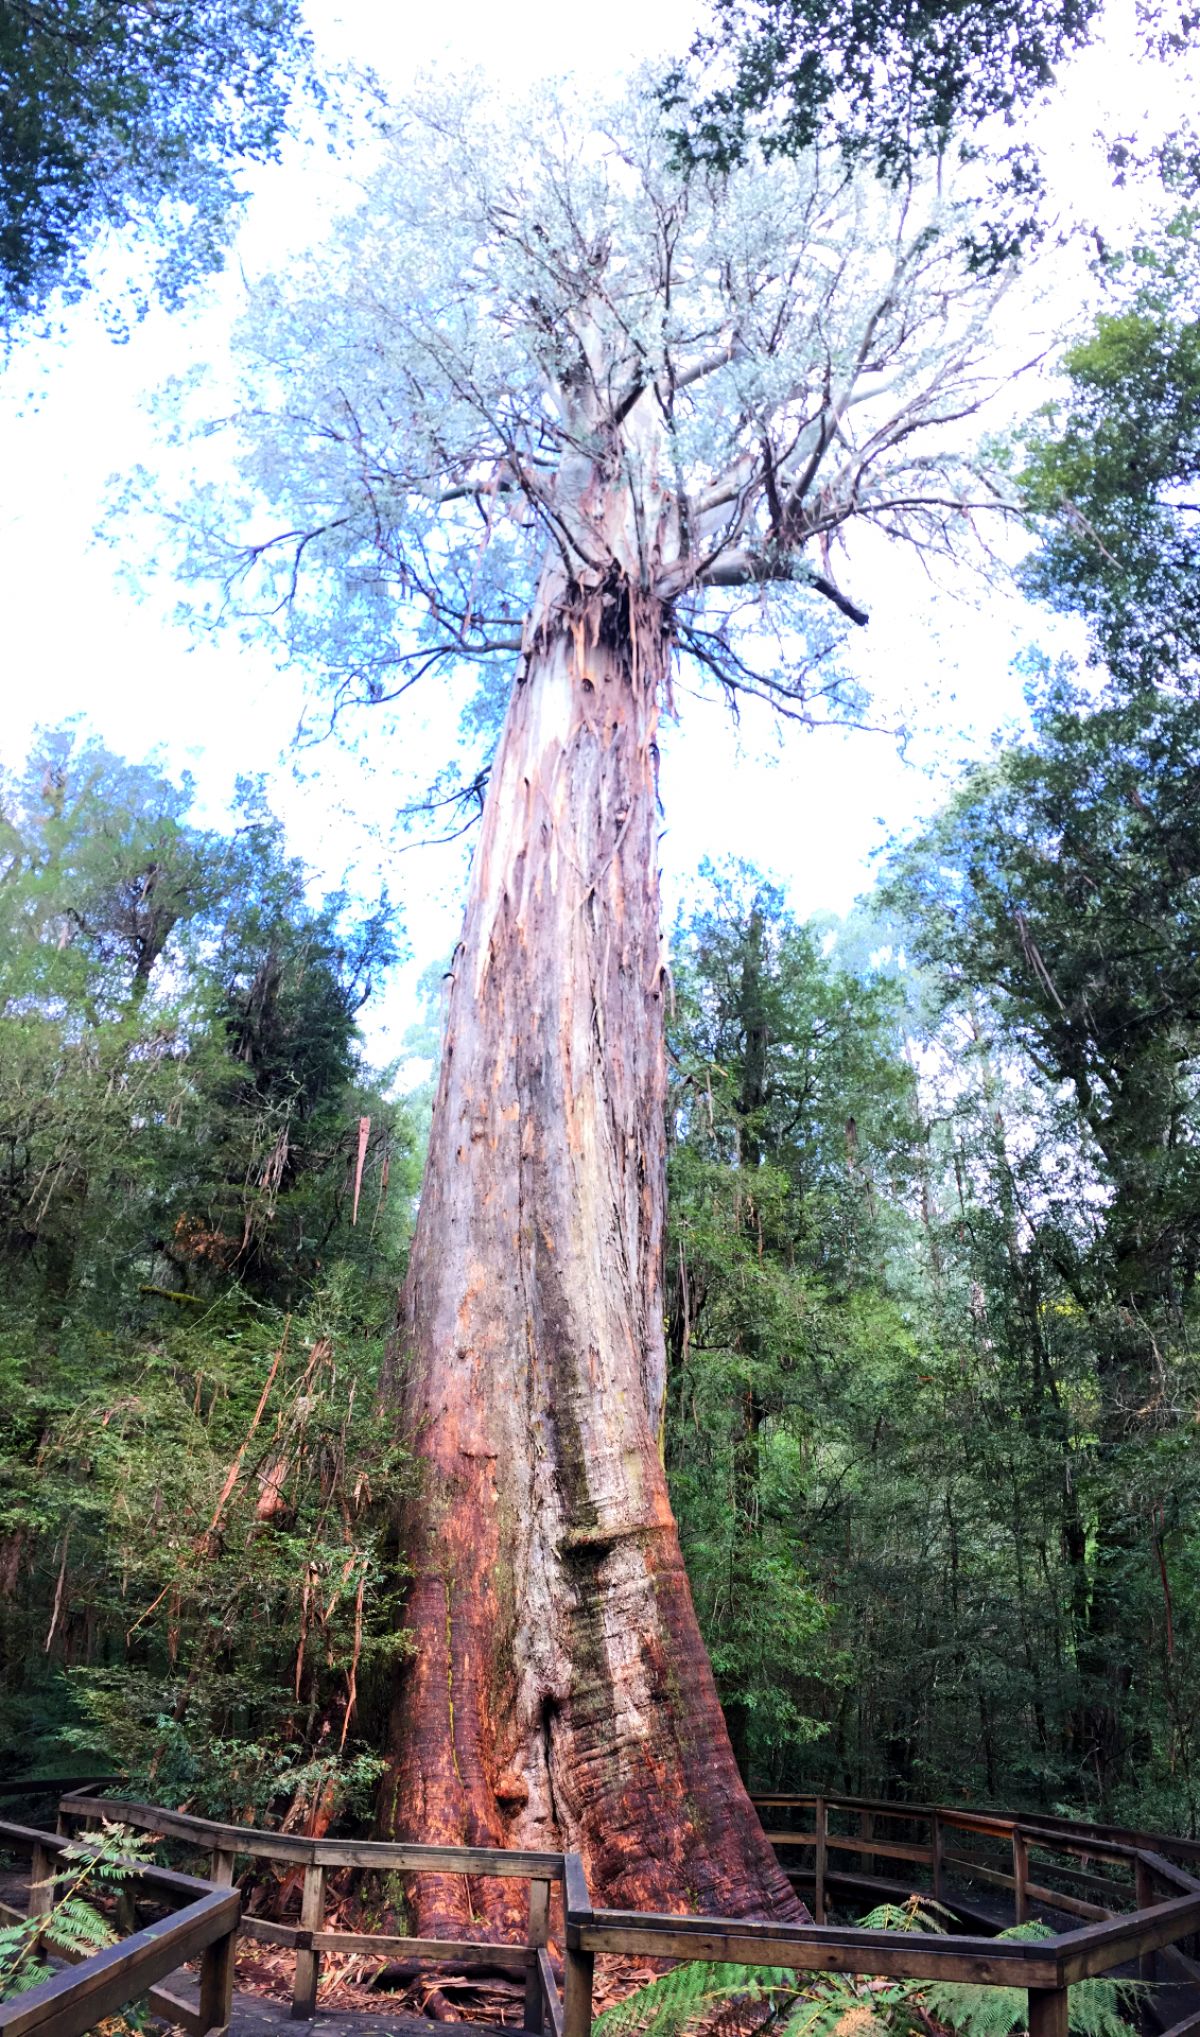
[6,1784,1200,2037]
[165,1976,515,2037]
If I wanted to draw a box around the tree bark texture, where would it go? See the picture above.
[382,557,802,1931]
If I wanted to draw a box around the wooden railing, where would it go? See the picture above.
[3,1785,1199,2037]
[0,1815,239,2037]
[0,1781,121,1809]
[750,1791,1200,1935]
[748,1792,1200,2035]
[57,1793,569,2035]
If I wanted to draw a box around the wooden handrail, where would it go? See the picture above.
[0,1818,238,2037]
[751,1792,1200,1863]
[59,1795,562,1876]
[572,1907,1062,1988]
[0,1820,223,1906]
[53,1792,570,2027]
[0,1779,121,1804]
[25,1784,1200,2037]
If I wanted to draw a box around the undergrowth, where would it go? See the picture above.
[0,1822,152,2004]
[592,1902,1143,2037]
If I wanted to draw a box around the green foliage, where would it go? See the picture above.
[0,729,419,1816]
[664,0,1199,265]
[0,0,318,338]
[669,0,1107,173]
[885,670,1200,1312]
[594,1964,798,2037]
[666,862,929,1783]
[0,1820,151,2000]
[923,1925,1140,2037]
[1019,209,1200,689]
[665,826,1200,1824]
[856,1901,949,1933]
[594,1914,1138,2037]
[881,665,1200,1812]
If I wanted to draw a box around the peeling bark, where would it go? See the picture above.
[383,555,801,1929]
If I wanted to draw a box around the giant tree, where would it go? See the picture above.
[162,76,1022,1921]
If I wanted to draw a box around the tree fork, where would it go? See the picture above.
[381,563,803,1930]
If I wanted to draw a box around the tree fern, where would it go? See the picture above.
[780,1974,923,2037]
[857,1900,954,1935]
[590,1904,1143,2037]
[593,1963,801,2037]
[0,1920,51,2001]
[923,1924,1142,2037]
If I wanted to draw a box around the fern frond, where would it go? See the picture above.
[0,1918,52,2001]
[43,1895,116,1959]
[594,1963,798,2037]
[923,1922,1142,2037]
[1068,1979,1143,2037]
[781,1973,923,2037]
[1,1819,151,2004]
[781,1985,863,2037]
[857,1899,951,1935]
[921,1978,1028,2037]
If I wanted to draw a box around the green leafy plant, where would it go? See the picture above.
[857,1900,953,1934]
[924,1924,1141,2037]
[592,1909,1141,2037]
[594,1963,800,2037]
[0,1822,152,2002]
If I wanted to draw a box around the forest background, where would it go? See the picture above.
[2,0,1199,1857]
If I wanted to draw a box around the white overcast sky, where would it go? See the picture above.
[0,0,1176,1063]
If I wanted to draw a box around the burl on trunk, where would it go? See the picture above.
[381,557,800,1930]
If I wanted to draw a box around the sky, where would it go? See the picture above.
[0,0,1168,1066]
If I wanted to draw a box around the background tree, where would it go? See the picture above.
[0,730,417,1821]
[662,842,1199,1830]
[665,865,921,1783]
[0,0,316,339]
[1019,208,1200,690]
[154,72,1028,1924]
[884,666,1200,1806]
[667,0,1199,255]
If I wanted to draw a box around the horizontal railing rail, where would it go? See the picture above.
[0,1816,239,2037]
[750,1790,1200,1937]
[0,1780,121,1806]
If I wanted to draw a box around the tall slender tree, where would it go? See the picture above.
[159,75,1022,1922]
[886,670,1200,1801]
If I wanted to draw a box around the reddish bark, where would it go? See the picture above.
[381,550,802,1931]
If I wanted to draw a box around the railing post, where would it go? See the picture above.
[200,1914,238,2035]
[563,1943,594,2037]
[210,1848,236,1888]
[1027,1986,1069,2037]
[525,1876,550,2034]
[1135,1853,1157,1982]
[28,1837,53,1951]
[814,1794,827,1925]
[1012,1827,1029,1925]
[292,1862,325,2019]
[861,1807,874,1879]
[28,1840,54,1919]
[931,1814,945,1904]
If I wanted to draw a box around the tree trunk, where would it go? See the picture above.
[381,559,802,1931]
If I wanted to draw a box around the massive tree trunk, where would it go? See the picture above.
[381,546,801,1930]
